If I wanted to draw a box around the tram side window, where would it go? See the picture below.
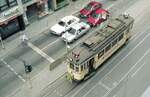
[81,65,83,71]
[84,63,87,69]
[112,38,118,46]
[105,44,111,52]
[70,63,74,70]
[130,23,133,29]
[118,33,124,41]
[98,49,104,59]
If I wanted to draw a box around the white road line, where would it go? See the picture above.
[131,62,146,78]
[101,33,150,96]
[99,81,111,91]
[83,85,97,97]
[41,38,61,51]
[71,29,150,97]
[131,27,150,42]
[103,48,150,97]
[100,32,150,83]
[27,42,55,63]
[83,78,111,96]
[1,59,26,83]
[83,81,111,97]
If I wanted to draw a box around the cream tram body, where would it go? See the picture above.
[67,14,134,82]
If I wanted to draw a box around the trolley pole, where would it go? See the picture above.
[0,34,5,49]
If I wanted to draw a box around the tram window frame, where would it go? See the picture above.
[70,63,74,70]
[98,49,104,59]
[75,66,79,72]
[83,63,86,69]
[112,38,118,46]
[81,65,83,71]
[118,33,124,41]
[105,44,111,52]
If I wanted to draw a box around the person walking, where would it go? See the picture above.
[20,33,29,45]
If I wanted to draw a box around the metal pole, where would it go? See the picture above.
[0,35,5,49]
[23,60,32,89]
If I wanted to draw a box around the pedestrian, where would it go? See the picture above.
[20,33,29,44]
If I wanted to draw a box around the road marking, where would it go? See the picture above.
[103,48,150,97]
[82,85,97,97]
[41,38,61,51]
[131,62,146,78]
[105,75,118,87]
[27,42,55,63]
[71,29,150,97]
[1,59,26,83]
[99,81,111,91]
[131,27,150,42]
[100,32,150,84]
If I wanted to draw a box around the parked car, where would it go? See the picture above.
[62,22,90,43]
[50,16,80,35]
[87,8,109,27]
[79,1,102,18]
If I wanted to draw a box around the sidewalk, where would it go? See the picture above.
[0,0,89,58]
[11,62,67,97]
[1,0,90,97]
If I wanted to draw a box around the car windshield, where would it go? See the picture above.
[84,4,92,10]
[68,28,76,35]
[91,12,100,19]
[67,20,74,25]
[58,21,66,26]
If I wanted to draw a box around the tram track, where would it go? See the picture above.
[41,73,78,97]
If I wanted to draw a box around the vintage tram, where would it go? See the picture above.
[66,14,134,82]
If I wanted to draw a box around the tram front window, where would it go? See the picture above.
[81,65,83,71]
[75,66,79,72]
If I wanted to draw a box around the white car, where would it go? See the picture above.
[50,15,80,35]
[62,22,90,43]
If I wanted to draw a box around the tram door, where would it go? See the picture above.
[88,58,94,72]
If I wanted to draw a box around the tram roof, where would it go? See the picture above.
[69,14,134,65]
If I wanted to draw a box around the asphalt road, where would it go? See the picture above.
[39,0,150,97]
[0,0,150,97]
[0,0,120,97]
